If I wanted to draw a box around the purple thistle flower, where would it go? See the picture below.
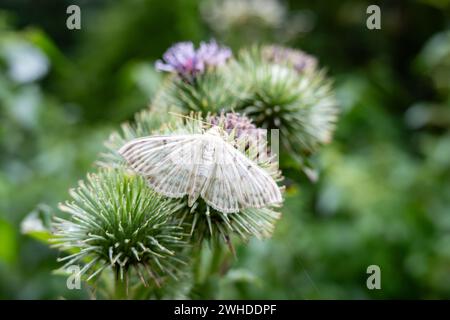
[197,40,232,68]
[262,45,317,73]
[155,42,204,79]
[207,112,266,144]
[208,112,275,166]
[155,40,231,81]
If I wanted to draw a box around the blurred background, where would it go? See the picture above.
[0,0,449,299]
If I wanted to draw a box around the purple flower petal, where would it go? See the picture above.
[155,60,175,72]
[262,45,317,73]
[155,40,232,81]
[197,40,232,67]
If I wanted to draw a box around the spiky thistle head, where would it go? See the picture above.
[151,40,239,114]
[151,66,239,114]
[51,169,188,288]
[231,46,339,165]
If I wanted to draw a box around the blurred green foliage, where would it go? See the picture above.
[0,0,449,299]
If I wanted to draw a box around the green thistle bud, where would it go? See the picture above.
[52,169,188,288]
[152,70,240,114]
[232,46,339,164]
[184,200,281,246]
[150,40,234,113]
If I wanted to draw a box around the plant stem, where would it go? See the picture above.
[114,270,128,300]
[191,239,231,299]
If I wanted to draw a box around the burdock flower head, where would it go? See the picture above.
[207,111,263,139]
[52,169,188,290]
[155,40,232,81]
[262,45,317,73]
[232,46,338,168]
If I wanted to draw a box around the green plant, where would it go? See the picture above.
[47,40,338,299]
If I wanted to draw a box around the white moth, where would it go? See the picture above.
[118,126,282,213]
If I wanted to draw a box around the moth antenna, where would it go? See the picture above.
[168,112,210,126]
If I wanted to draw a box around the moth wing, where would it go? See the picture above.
[231,146,282,208]
[200,142,239,213]
[201,139,282,213]
[119,135,203,198]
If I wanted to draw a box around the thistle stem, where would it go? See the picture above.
[114,270,128,300]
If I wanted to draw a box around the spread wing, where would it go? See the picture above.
[119,134,282,214]
[201,138,282,213]
[118,135,203,198]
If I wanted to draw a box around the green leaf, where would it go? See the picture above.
[0,218,17,264]
[21,204,53,245]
